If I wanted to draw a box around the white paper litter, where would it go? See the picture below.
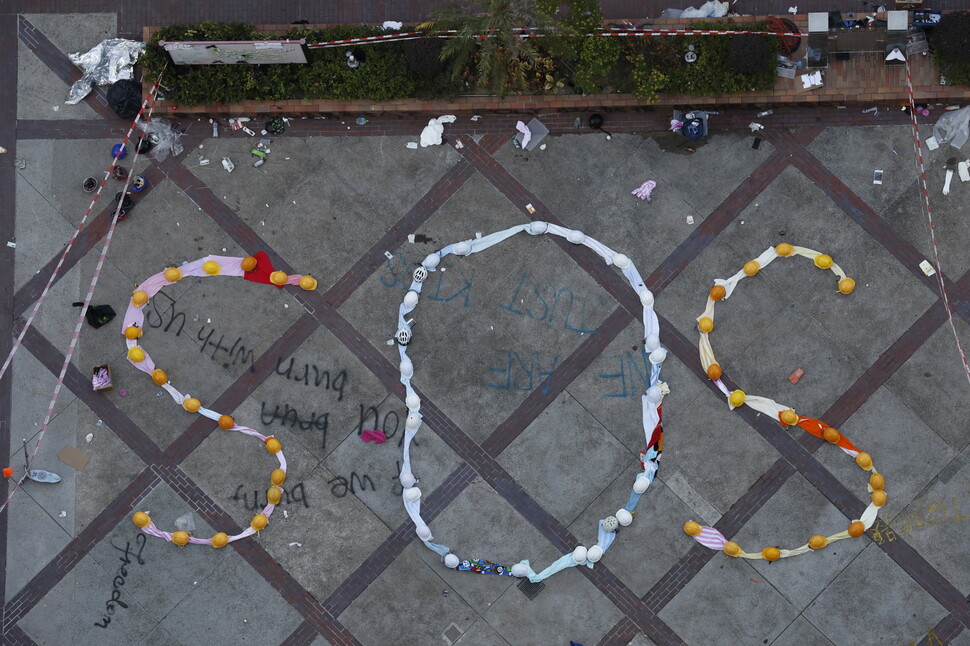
[420,115,457,147]
[85,433,93,443]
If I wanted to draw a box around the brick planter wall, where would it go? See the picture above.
[144,16,970,117]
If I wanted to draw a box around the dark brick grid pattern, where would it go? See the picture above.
[4,10,970,646]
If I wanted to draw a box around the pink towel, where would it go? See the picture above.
[361,430,387,444]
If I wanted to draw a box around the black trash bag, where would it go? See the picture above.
[73,303,116,329]
[266,117,285,135]
[107,79,143,119]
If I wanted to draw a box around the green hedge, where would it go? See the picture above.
[141,17,777,105]
[932,12,970,87]
[141,23,435,104]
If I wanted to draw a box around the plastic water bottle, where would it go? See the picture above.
[757,110,773,117]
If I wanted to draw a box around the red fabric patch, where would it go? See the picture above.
[242,251,284,288]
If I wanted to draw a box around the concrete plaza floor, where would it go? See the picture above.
[4,10,970,646]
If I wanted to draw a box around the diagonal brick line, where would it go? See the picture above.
[322,463,478,616]
[322,159,475,307]
[3,467,160,629]
[0,11,19,616]
[279,620,319,646]
[481,306,632,457]
[149,463,363,646]
[323,133,508,307]
[16,319,166,463]
[17,119,128,140]
[458,130,970,635]
[12,166,167,318]
[4,623,39,646]
[17,16,115,120]
[655,311,970,628]
[764,127,969,321]
[315,303,688,646]
[596,617,640,646]
[164,311,320,463]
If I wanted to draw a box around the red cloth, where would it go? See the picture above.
[242,251,284,288]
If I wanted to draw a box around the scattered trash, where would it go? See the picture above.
[119,389,127,397]
[539,143,546,150]
[631,180,657,202]
[470,115,481,121]
[454,140,464,149]
[526,203,536,214]
[266,117,285,135]
[861,107,878,115]
[384,251,394,260]
[757,110,774,117]
[749,122,764,132]
[788,6,798,14]
[573,117,582,128]
[925,136,940,151]
[137,118,183,161]
[686,215,695,224]
[587,114,612,140]
[174,512,196,533]
[59,511,67,518]
[361,429,388,444]
[97,420,103,426]
[14,158,26,169]
[892,148,899,155]
[788,368,805,384]
[959,161,970,182]
[52,106,59,112]
[92,365,112,391]
[6,241,15,248]
[406,142,418,149]
[283,510,289,518]
[76,304,116,329]
[199,156,210,166]
[211,119,219,137]
[288,542,303,547]
[421,115,457,147]
[752,137,762,150]
[408,234,416,243]
[920,260,937,276]
[932,106,970,149]
[228,117,249,131]
[382,20,403,30]
[222,157,235,173]
[0,146,6,154]
[85,433,93,443]
[873,169,883,185]
[356,117,368,126]
[66,39,144,105]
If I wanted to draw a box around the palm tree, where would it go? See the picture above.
[418,0,553,97]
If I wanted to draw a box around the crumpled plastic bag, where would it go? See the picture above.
[67,38,145,105]
[679,1,728,18]
[932,106,970,150]
[420,115,457,147]
[137,118,183,162]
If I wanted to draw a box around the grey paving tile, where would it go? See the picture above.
[568,462,696,597]
[889,446,970,596]
[496,390,634,526]
[412,478,552,613]
[658,552,798,646]
[324,393,463,527]
[731,473,867,610]
[20,556,156,646]
[887,317,970,452]
[720,165,862,301]
[338,543,478,646]
[805,544,948,646]
[771,615,835,646]
[483,551,625,646]
[157,550,304,645]
[815,386,956,524]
